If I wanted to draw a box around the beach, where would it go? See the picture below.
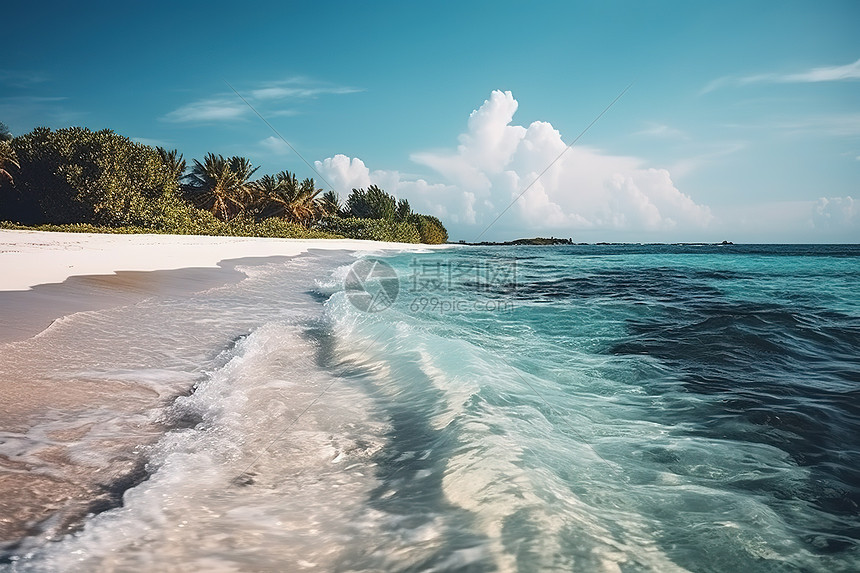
[2,235,858,571]
[0,230,442,564]
[0,230,431,343]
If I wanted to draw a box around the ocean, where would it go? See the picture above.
[2,244,859,572]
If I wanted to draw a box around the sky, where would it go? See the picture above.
[2,0,858,242]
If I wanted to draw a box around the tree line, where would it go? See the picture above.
[0,123,447,244]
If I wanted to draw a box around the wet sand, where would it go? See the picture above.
[0,230,443,557]
[1,258,267,344]
[0,257,294,553]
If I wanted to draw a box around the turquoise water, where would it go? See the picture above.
[319,244,860,571]
[4,245,859,571]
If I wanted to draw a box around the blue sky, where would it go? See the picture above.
[2,1,858,242]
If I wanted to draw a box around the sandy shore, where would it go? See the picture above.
[0,229,430,292]
[0,229,444,342]
[0,230,445,556]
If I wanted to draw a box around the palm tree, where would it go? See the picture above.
[292,178,323,225]
[346,185,396,220]
[0,141,19,185]
[320,190,341,217]
[253,171,323,226]
[252,173,282,218]
[252,170,297,219]
[157,147,186,182]
[183,153,259,221]
[396,198,411,222]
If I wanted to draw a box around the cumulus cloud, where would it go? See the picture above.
[317,90,712,239]
[315,155,468,223]
[315,155,372,191]
[813,196,857,230]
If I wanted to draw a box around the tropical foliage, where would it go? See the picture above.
[183,153,259,221]
[320,190,341,217]
[157,147,186,181]
[346,184,398,220]
[251,171,323,225]
[410,214,449,244]
[0,124,449,243]
[0,141,19,185]
[318,216,422,243]
[3,127,195,227]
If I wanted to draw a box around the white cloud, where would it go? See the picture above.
[268,109,300,118]
[163,98,246,123]
[163,77,360,124]
[0,70,48,88]
[259,136,291,157]
[317,90,713,239]
[0,95,83,127]
[722,114,860,138]
[784,58,860,83]
[703,58,860,93]
[670,142,746,179]
[314,155,467,223]
[315,155,373,191]
[776,114,860,137]
[635,122,687,139]
[251,86,361,100]
[813,196,857,230]
[704,198,860,243]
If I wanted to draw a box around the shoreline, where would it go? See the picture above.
[0,230,440,554]
[0,229,445,292]
[0,257,273,344]
[0,229,447,344]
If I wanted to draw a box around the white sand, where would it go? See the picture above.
[0,229,446,292]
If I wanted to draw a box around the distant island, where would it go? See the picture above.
[456,238,737,246]
[459,237,574,246]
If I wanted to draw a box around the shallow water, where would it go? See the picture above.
[2,245,859,571]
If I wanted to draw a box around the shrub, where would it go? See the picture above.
[316,216,421,243]
[4,127,188,228]
[345,185,397,220]
[410,214,449,244]
[0,126,449,244]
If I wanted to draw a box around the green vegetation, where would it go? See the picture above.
[184,153,259,222]
[318,217,421,243]
[4,127,193,228]
[0,125,448,244]
[0,141,18,185]
[0,218,340,239]
[410,214,449,244]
